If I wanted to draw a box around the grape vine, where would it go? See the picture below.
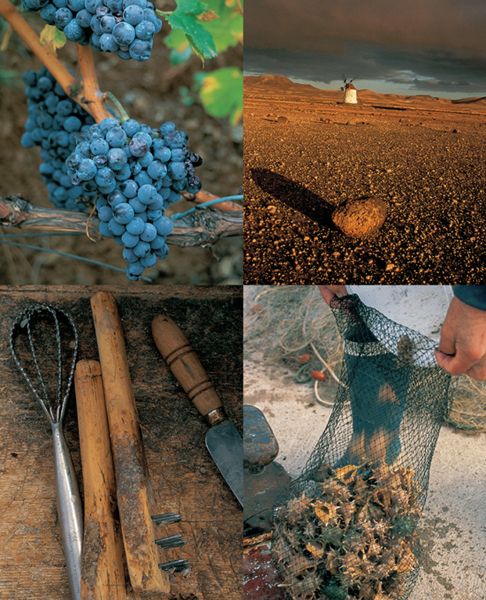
[0,0,243,282]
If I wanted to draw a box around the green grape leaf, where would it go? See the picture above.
[165,29,193,65]
[202,0,242,52]
[196,67,242,125]
[166,0,217,61]
[39,25,67,53]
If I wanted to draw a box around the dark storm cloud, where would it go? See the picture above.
[246,0,486,56]
[245,45,486,95]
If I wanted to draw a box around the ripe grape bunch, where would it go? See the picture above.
[21,0,162,61]
[65,116,203,281]
[20,67,97,210]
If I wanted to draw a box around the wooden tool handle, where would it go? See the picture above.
[91,292,169,596]
[75,360,128,600]
[152,315,223,418]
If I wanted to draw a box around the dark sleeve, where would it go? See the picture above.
[453,286,486,311]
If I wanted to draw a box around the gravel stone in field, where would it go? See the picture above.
[332,196,388,237]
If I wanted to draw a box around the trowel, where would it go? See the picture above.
[244,405,291,536]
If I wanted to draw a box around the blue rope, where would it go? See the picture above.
[171,195,243,220]
[0,239,152,282]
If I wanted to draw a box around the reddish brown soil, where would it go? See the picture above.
[0,23,242,285]
[244,76,486,284]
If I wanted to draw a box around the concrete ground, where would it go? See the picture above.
[244,354,486,600]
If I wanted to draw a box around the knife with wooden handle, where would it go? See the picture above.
[152,315,243,508]
[91,291,170,596]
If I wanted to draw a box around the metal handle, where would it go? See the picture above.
[52,422,83,600]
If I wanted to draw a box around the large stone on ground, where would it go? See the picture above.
[332,196,388,237]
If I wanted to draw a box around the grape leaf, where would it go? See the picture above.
[39,25,67,53]
[195,67,243,125]
[165,0,242,59]
[164,29,193,66]
[199,0,242,51]
[166,0,217,61]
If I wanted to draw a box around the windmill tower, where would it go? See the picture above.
[341,75,359,104]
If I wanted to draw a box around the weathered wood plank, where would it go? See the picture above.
[0,285,242,600]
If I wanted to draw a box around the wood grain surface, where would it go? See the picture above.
[0,285,243,600]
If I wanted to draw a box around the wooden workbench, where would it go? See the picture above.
[0,286,242,600]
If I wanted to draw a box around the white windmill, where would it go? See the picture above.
[341,74,359,104]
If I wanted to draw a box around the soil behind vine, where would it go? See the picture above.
[0,23,242,285]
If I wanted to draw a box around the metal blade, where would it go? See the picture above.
[205,419,243,508]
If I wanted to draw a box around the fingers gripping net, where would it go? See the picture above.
[272,294,453,600]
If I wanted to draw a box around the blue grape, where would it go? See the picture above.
[123,247,138,262]
[123,4,143,25]
[63,115,82,132]
[112,202,135,224]
[106,127,126,147]
[134,171,152,187]
[39,4,57,25]
[100,14,116,32]
[140,222,157,242]
[54,7,73,29]
[159,122,176,136]
[147,160,167,180]
[95,167,115,187]
[93,154,108,168]
[128,38,152,61]
[129,137,149,157]
[107,190,127,206]
[120,179,138,198]
[76,8,91,26]
[135,19,155,40]
[129,197,146,213]
[141,252,157,268]
[76,158,97,180]
[108,218,126,236]
[66,0,84,10]
[107,147,128,170]
[137,183,157,204]
[167,161,186,180]
[126,217,145,235]
[112,22,136,45]
[121,231,139,248]
[133,240,151,257]
[98,221,112,237]
[100,33,119,52]
[153,216,173,236]
[98,206,113,221]
[85,0,103,12]
[121,118,140,137]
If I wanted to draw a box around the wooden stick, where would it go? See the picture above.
[90,292,170,597]
[74,360,128,600]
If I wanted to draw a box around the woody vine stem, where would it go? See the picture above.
[0,0,243,221]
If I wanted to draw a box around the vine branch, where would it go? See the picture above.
[0,195,243,247]
[0,0,77,94]
[76,44,111,122]
[0,0,110,120]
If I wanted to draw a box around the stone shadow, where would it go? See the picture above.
[249,168,338,231]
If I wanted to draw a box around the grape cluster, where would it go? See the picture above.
[65,117,203,280]
[21,67,96,211]
[21,0,162,61]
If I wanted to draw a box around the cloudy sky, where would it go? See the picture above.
[245,0,486,98]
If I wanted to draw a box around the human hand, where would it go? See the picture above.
[318,285,347,306]
[435,296,486,380]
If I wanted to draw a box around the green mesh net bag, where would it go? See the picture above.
[272,294,453,600]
